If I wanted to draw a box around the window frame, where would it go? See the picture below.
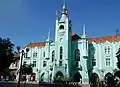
[33,61,36,67]
[60,46,63,60]
[106,58,110,66]
[43,61,47,67]
[43,52,45,57]
[52,50,55,62]
[33,51,37,58]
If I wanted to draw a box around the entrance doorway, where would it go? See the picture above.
[56,71,64,78]
[73,72,82,82]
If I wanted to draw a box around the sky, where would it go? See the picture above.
[0,0,120,48]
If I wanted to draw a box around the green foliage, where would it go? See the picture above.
[54,76,72,83]
[21,63,33,75]
[0,37,14,72]
[104,73,115,87]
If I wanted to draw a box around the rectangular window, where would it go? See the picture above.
[43,52,45,57]
[108,47,110,54]
[33,52,37,58]
[43,61,47,67]
[106,58,110,66]
[92,58,96,66]
[105,47,107,54]
[104,46,111,54]
[60,55,62,60]
[59,61,62,66]
[33,61,36,67]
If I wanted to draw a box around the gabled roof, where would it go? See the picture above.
[72,32,81,40]
[26,42,46,48]
[88,35,120,43]
[72,32,76,36]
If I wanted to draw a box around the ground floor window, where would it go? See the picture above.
[106,58,110,66]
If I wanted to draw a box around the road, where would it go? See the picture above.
[0,81,48,87]
[0,81,90,87]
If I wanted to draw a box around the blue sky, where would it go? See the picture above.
[0,0,120,48]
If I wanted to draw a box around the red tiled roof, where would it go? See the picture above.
[26,32,78,48]
[26,42,46,48]
[88,35,120,43]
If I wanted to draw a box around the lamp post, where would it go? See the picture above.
[45,57,50,82]
[17,48,29,87]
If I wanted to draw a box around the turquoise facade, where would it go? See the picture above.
[18,3,120,83]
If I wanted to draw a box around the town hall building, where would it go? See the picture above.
[18,2,120,83]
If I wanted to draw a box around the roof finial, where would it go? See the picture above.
[63,0,66,9]
[56,10,58,20]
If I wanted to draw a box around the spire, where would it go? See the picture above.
[83,24,86,38]
[61,0,68,15]
[56,10,58,20]
[48,28,50,41]
[63,0,66,9]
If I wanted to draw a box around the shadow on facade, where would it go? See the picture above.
[73,72,82,82]
[88,43,96,82]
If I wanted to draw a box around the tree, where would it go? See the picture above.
[104,73,115,87]
[90,73,99,87]
[21,63,33,75]
[0,37,14,72]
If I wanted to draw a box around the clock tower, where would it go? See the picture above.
[54,1,72,77]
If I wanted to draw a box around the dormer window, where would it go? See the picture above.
[59,25,64,29]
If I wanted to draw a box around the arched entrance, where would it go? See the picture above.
[41,73,45,81]
[90,73,99,84]
[56,71,63,78]
[73,72,82,82]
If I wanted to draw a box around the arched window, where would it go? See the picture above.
[59,25,64,29]
[60,46,63,60]
[52,50,55,62]
[75,49,80,61]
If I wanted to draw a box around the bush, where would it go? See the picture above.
[53,76,72,84]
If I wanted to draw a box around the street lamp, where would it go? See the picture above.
[45,57,50,82]
[17,48,29,87]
